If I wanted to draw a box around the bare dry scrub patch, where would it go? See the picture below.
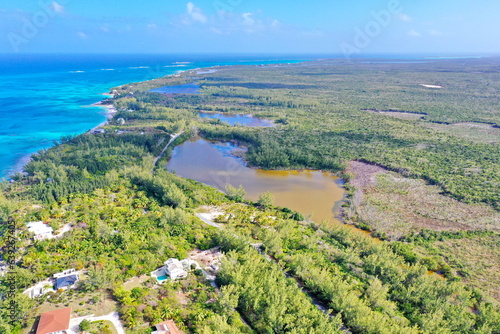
[347,161,386,207]
[423,122,500,144]
[419,235,500,301]
[348,161,500,303]
[363,109,426,120]
[347,161,500,239]
[123,275,150,290]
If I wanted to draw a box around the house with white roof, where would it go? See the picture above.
[27,221,54,241]
[151,258,195,283]
[164,258,188,280]
[53,269,76,278]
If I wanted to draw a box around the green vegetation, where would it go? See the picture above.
[79,319,91,331]
[257,191,274,207]
[410,232,500,301]
[225,184,247,202]
[196,62,500,208]
[1,58,500,333]
[421,122,500,144]
[209,203,500,333]
[112,275,248,333]
[109,59,500,208]
[217,247,342,334]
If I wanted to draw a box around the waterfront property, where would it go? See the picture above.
[36,307,71,334]
[91,128,106,134]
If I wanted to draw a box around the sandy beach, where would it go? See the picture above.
[88,101,118,133]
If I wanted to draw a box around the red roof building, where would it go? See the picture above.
[36,307,71,334]
[152,320,182,334]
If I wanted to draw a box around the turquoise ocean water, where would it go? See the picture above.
[0,54,308,178]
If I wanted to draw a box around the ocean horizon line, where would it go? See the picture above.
[0,55,312,179]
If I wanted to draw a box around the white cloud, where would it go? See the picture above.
[186,2,207,24]
[407,29,421,37]
[77,32,87,39]
[396,13,412,22]
[50,1,65,14]
[242,13,255,25]
[170,6,312,39]
[147,23,158,30]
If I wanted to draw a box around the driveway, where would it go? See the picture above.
[195,213,221,228]
[68,312,125,334]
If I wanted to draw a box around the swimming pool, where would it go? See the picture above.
[157,275,168,282]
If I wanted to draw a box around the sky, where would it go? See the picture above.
[1,0,499,55]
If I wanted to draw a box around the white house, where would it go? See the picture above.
[24,269,79,299]
[27,221,54,241]
[164,258,188,280]
[23,280,54,299]
[53,269,76,278]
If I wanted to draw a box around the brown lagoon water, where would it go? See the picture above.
[167,138,345,223]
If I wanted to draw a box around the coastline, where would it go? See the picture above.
[3,60,303,179]
[6,66,202,178]
[5,154,34,180]
[89,101,118,133]
[4,102,118,180]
